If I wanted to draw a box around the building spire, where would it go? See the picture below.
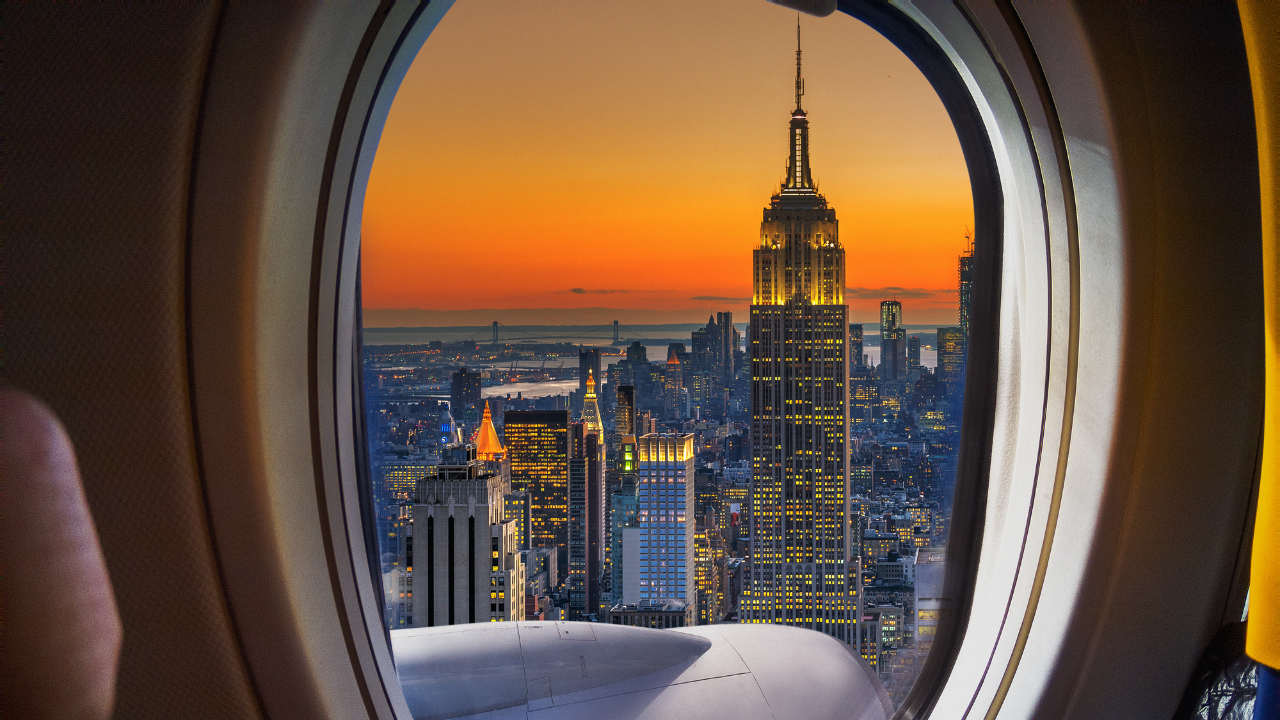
[795,16,805,111]
[784,16,813,191]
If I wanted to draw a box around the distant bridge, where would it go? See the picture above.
[483,320,638,345]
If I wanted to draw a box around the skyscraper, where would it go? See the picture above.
[580,370,605,438]
[614,385,636,437]
[576,348,601,415]
[405,444,524,626]
[742,26,853,644]
[626,340,648,365]
[451,366,482,422]
[937,327,965,406]
[879,300,906,382]
[609,436,640,606]
[907,336,921,381]
[959,238,974,347]
[567,425,603,619]
[505,410,570,575]
[664,347,683,420]
[849,323,864,369]
[636,433,695,610]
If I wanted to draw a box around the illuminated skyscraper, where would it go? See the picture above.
[907,336,921,381]
[664,347,683,420]
[959,237,974,347]
[576,348,601,415]
[472,400,505,461]
[505,410,570,575]
[636,433,695,612]
[405,444,524,626]
[849,323,864,369]
[580,370,605,437]
[451,366,482,423]
[614,385,635,437]
[879,300,905,382]
[937,327,965,406]
[567,425,603,619]
[742,26,853,644]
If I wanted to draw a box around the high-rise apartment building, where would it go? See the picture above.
[505,410,570,575]
[742,30,853,644]
[636,434,695,607]
[849,323,864,368]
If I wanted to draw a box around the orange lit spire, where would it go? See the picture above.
[667,346,681,365]
[473,400,505,461]
[580,370,605,436]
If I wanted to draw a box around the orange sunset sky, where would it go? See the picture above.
[360,1,973,328]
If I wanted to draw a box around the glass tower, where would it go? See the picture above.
[636,434,695,606]
[742,25,853,644]
[505,410,570,573]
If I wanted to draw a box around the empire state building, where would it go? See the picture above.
[741,26,853,644]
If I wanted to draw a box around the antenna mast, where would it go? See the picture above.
[795,16,805,110]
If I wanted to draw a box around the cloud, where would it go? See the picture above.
[690,296,751,302]
[560,288,630,295]
[845,286,957,300]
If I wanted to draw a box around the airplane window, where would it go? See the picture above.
[358,1,974,710]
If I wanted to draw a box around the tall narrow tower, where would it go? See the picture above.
[742,23,852,645]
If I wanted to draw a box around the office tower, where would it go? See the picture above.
[717,311,737,389]
[959,240,974,347]
[937,327,965,406]
[743,28,852,644]
[718,474,750,554]
[859,605,903,677]
[615,385,636,436]
[504,490,531,552]
[914,547,947,651]
[880,299,903,333]
[907,336,921,381]
[576,348,601,415]
[850,323,864,368]
[691,319,716,372]
[505,410,570,576]
[695,511,729,625]
[636,411,658,437]
[609,436,640,605]
[626,340,648,365]
[879,300,906,382]
[450,366,482,422]
[405,444,524,626]
[567,425,604,619]
[636,434,695,613]
[664,347,683,420]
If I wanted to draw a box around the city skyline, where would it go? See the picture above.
[360,1,972,326]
